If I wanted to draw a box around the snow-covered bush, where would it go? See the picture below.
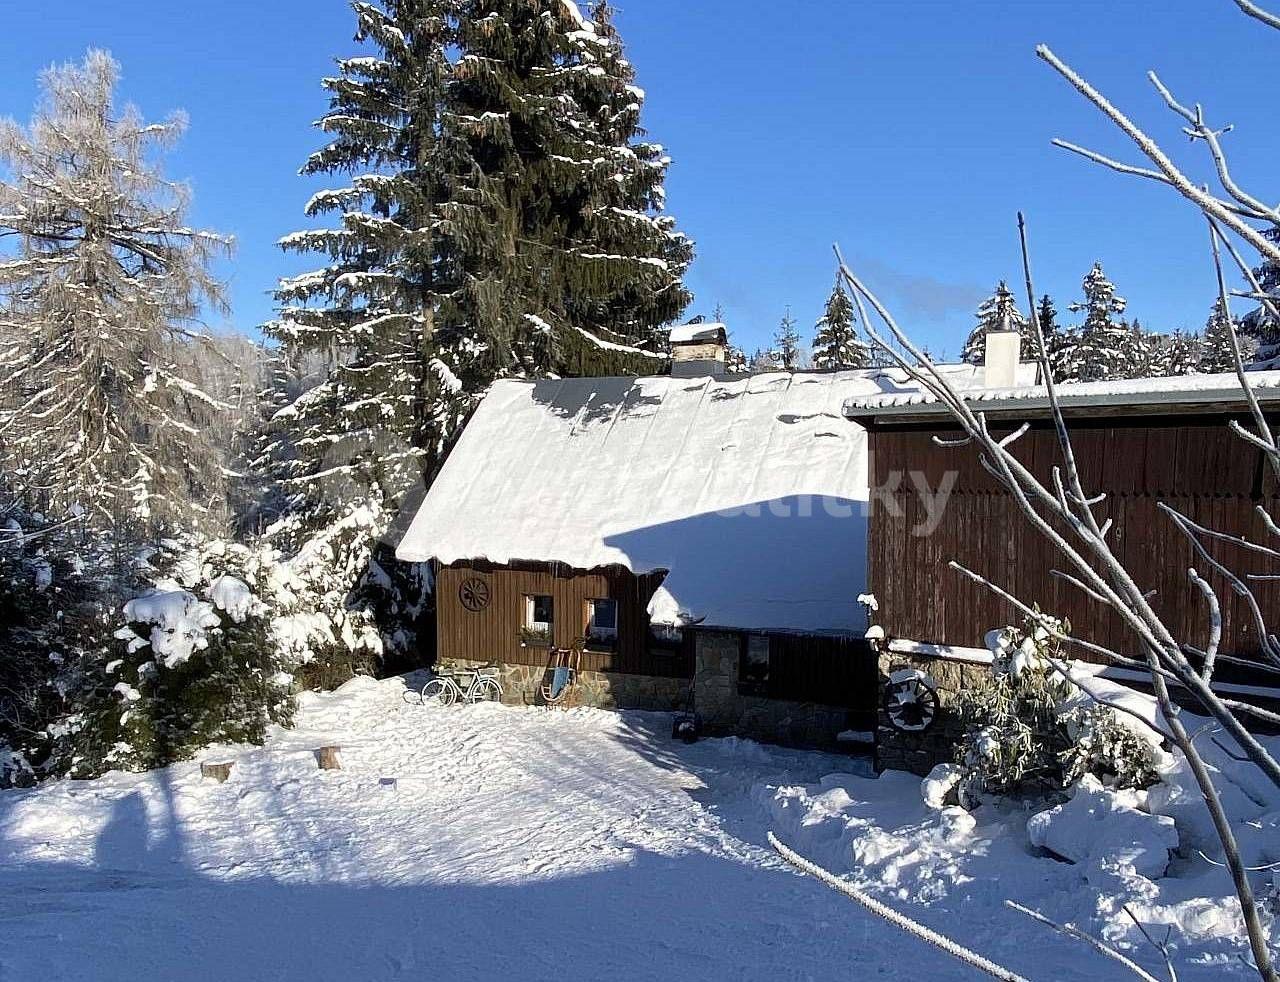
[52,549,294,776]
[261,502,431,687]
[952,613,1163,799]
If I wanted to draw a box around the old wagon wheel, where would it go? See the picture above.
[459,577,491,612]
[883,669,940,733]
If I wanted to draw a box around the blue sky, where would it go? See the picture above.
[0,0,1274,357]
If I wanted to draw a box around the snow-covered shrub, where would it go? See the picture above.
[55,551,294,776]
[262,502,431,687]
[952,613,1163,799]
[1058,700,1164,790]
[921,763,969,810]
[0,746,33,787]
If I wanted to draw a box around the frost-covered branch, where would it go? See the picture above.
[836,213,1279,978]
[1005,901,1167,982]
[769,833,1030,982]
[1036,45,1280,265]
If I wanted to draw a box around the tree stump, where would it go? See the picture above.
[201,761,233,783]
[316,745,342,771]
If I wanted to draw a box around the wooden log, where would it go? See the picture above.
[316,745,341,770]
[200,761,233,783]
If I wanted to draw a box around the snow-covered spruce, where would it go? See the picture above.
[771,307,804,370]
[813,279,870,370]
[962,281,1029,366]
[262,1,692,682]
[52,547,293,778]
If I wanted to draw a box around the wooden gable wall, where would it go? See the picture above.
[867,414,1280,683]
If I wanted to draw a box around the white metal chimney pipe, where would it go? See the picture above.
[984,318,1021,389]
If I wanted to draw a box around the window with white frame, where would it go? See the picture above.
[522,594,553,643]
[586,598,618,644]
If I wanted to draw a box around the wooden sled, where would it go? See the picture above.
[541,638,585,708]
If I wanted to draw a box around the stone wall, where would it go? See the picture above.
[440,632,874,750]
[692,630,852,748]
[436,657,690,712]
[875,650,994,775]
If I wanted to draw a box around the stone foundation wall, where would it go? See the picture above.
[875,650,994,775]
[692,631,852,748]
[436,657,690,712]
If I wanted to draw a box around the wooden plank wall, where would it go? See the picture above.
[436,561,692,678]
[868,415,1280,684]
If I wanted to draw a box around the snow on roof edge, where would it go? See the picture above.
[843,370,1280,418]
[670,322,726,345]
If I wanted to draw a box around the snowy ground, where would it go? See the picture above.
[0,675,1272,981]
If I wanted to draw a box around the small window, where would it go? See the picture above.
[522,595,553,645]
[739,634,771,694]
[587,598,618,644]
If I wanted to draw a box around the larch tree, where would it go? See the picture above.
[812,279,869,370]
[1068,262,1130,382]
[0,51,233,538]
[960,281,1026,365]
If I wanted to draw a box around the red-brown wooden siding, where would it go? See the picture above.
[435,561,692,677]
[867,415,1280,684]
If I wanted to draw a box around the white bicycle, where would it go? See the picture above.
[420,663,503,706]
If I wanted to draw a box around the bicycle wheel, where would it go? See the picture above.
[421,677,458,706]
[468,678,503,704]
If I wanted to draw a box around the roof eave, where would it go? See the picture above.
[843,386,1280,425]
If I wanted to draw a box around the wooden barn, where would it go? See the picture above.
[835,368,1280,772]
[844,370,1280,692]
[395,329,1028,746]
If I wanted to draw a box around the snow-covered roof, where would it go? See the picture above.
[669,323,726,345]
[397,365,1006,633]
[843,369,1280,420]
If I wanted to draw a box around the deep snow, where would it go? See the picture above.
[0,675,1272,981]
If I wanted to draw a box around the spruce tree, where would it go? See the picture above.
[1200,298,1254,373]
[961,281,1026,365]
[1242,227,1280,349]
[773,307,803,370]
[1069,262,1129,382]
[440,0,692,391]
[1023,293,1059,366]
[1157,329,1202,377]
[812,280,869,370]
[0,52,233,537]
[265,1,691,674]
[1121,320,1161,379]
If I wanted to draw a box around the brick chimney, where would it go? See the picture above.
[669,323,728,378]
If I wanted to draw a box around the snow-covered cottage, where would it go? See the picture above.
[396,330,1020,745]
